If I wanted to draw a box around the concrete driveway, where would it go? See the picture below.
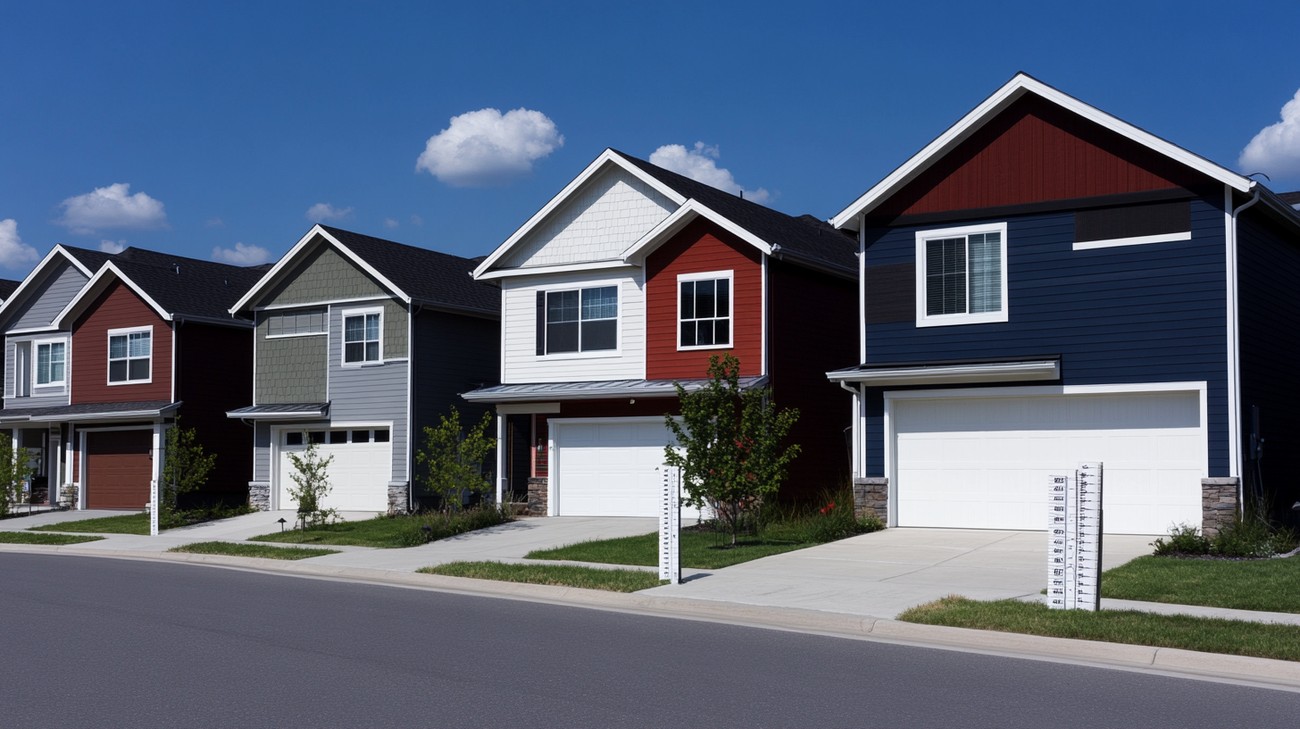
[642,528,1157,619]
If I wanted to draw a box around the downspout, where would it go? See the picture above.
[837,380,863,478]
[1226,185,1260,519]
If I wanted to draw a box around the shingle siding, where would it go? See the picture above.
[254,315,327,404]
[264,244,388,306]
[861,196,1229,475]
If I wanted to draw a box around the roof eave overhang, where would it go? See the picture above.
[461,375,770,404]
[0,245,97,328]
[621,199,773,264]
[473,259,636,281]
[51,262,173,329]
[225,406,329,421]
[826,359,1060,387]
[830,73,1255,232]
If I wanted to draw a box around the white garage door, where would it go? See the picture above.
[891,389,1205,534]
[552,418,676,516]
[278,427,392,512]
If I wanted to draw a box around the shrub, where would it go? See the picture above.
[0,434,34,517]
[161,419,217,520]
[415,407,495,513]
[1151,523,1211,556]
[288,442,338,528]
[395,505,512,547]
[1152,519,1298,558]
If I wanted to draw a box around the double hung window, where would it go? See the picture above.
[678,272,732,348]
[108,327,152,383]
[541,286,617,354]
[343,310,382,364]
[35,341,66,386]
[915,223,1008,326]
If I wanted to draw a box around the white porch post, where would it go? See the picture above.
[495,411,506,505]
[149,423,163,536]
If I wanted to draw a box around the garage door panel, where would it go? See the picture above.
[278,431,391,512]
[86,430,152,510]
[552,420,675,517]
[893,391,1204,534]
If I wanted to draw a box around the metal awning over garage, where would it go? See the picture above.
[0,401,180,424]
[462,376,768,403]
[226,403,330,421]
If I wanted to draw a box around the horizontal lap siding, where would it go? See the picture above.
[9,262,89,331]
[862,198,1228,476]
[645,219,763,380]
[1237,213,1300,524]
[70,281,172,404]
[329,305,408,482]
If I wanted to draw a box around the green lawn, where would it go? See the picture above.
[420,561,664,592]
[28,513,149,535]
[250,516,412,547]
[898,596,1300,662]
[169,541,339,560]
[1102,554,1300,613]
[0,531,105,545]
[526,529,818,570]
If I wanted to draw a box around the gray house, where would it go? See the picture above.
[227,225,500,513]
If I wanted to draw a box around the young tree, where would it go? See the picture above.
[288,441,336,527]
[664,354,801,544]
[161,419,217,519]
[0,434,34,517]
[415,407,495,513]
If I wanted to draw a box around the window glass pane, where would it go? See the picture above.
[680,282,695,320]
[345,342,364,362]
[285,432,304,446]
[365,313,380,340]
[926,238,966,316]
[581,287,617,320]
[680,322,696,347]
[365,341,379,361]
[581,319,617,351]
[696,280,716,318]
[36,345,50,383]
[546,321,579,353]
[328,430,347,444]
[373,429,390,443]
[308,431,325,444]
[696,319,715,346]
[968,232,1002,314]
[128,358,149,381]
[352,430,370,443]
[715,279,730,317]
[109,335,127,359]
[714,320,730,345]
[546,290,578,324]
[109,360,128,382]
[129,332,150,357]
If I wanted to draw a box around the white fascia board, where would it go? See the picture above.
[826,359,1060,386]
[830,73,1254,231]
[0,245,96,324]
[472,149,689,280]
[229,225,410,314]
[474,259,636,281]
[51,262,173,329]
[621,199,773,263]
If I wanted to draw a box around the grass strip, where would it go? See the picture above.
[0,531,105,545]
[251,509,511,549]
[168,541,339,560]
[1102,555,1300,613]
[898,596,1300,662]
[29,513,149,535]
[527,530,813,569]
[420,561,665,592]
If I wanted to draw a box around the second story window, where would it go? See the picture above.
[678,272,732,349]
[35,340,66,387]
[915,222,1008,327]
[542,286,617,355]
[108,327,152,384]
[343,309,382,364]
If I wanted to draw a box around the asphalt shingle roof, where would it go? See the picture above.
[318,226,499,315]
[613,150,858,274]
[0,279,19,301]
[110,247,271,321]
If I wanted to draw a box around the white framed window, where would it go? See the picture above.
[34,339,67,387]
[342,307,383,365]
[540,285,618,355]
[108,326,152,384]
[678,270,733,349]
[266,308,327,338]
[915,222,1008,327]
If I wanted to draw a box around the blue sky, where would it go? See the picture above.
[3,1,1299,276]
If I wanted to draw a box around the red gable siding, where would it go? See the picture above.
[645,218,763,380]
[874,95,1203,220]
[71,280,172,404]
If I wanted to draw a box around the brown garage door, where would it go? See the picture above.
[86,430,152,509]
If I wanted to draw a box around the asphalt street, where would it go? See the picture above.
[3,554,1296,729]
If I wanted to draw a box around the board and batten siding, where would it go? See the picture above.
[859,197,1229,477]
[7,261,90,331]
[328,305,409,481]
[4,334,72,407]
[501,268,645,384]
[499,166,676,269]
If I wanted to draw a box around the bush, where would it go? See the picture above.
[395,505,512,547]
[761,490,886,544]
[415,407,495,513]
[287,442,338,528]
[1152,520,1298,559]
[1151,523,1211,556]
[0,434,34,517]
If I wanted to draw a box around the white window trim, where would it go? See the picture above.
[107,325,153,386]
[340,306,384,367]
[914,222,1009,328]
[32,337,68,389]
[1072,231,1192,251]
[676,269,735,351]
[538,281,622,359]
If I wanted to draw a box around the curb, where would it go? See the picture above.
[3,543,1299,691]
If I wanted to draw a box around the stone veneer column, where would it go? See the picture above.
[1201,477,1239,538]
[248,481,270,511]
[527,477,548,516]
[388,482,409,515]
[852,477,888,522]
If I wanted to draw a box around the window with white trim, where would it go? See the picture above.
[266,308,326,337]
[540,286,617,354]
[342,309,382,364]
[678,271,732,349]
[35,340,66,387]
[108,327,152,383]
[915,223,1008,327]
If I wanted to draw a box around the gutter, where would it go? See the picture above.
[1227,184,1261,519]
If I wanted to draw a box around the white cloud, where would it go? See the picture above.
[416,108,563,186]
[57,183,167,234]
[305,203,353,222]
[383,217,400,229]
[0,219,40,269]
[649,142,770,204]
[98,239,126,254]
[211,242,272,265]
[409,214,424,227]
[1240,88,1300,180]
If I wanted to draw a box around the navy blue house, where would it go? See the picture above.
[829,74,1300,535]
